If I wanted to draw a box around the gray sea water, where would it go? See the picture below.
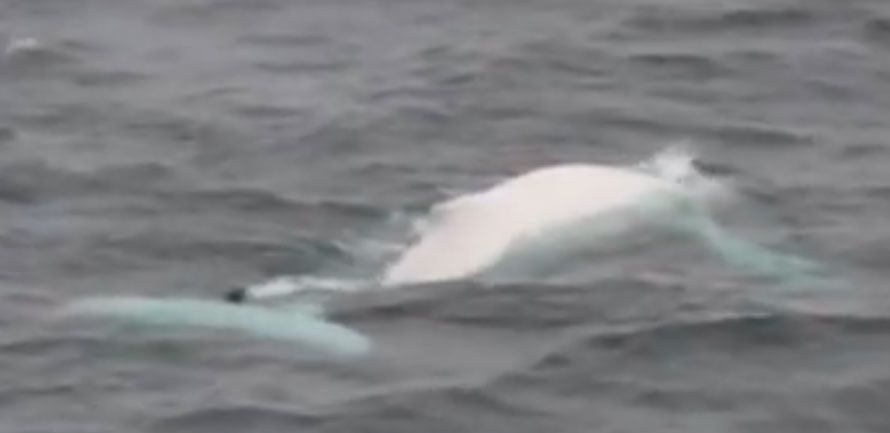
[2,0,890,431]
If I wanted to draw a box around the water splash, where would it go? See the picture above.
[637,143,735,208]
[59,296,371,357]
[241,275,369,301]
[636,144,700,184]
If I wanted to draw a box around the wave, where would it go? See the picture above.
[152,405,322,433]
[304,311,890,432]
[624,5,817,35]
[517,311,890,385]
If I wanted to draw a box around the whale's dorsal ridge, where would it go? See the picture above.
[382,158,692,287]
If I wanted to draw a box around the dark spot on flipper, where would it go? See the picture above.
[224,287,247,303]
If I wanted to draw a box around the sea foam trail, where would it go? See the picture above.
[59,296,371,357]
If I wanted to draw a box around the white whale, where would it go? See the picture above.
[381,148,730,286]
[56,148,825,355]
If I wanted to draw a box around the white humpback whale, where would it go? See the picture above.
[59,148,823,356]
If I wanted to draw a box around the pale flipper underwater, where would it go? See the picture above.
[674,204,841,289]
[59,296,371,358]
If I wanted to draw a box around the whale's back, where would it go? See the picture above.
[382,164,686,286]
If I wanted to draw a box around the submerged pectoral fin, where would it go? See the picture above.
[676,207,828,285]
[60,296,371,357]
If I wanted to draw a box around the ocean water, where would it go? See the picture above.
[2,0,890,431]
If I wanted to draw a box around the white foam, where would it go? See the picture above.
[242,274,368,301]
[4,37,41,55]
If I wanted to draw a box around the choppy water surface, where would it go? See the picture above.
[2,0,890,431]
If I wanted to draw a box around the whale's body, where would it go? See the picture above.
[382,161,710,286]
[56,148,826,356]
